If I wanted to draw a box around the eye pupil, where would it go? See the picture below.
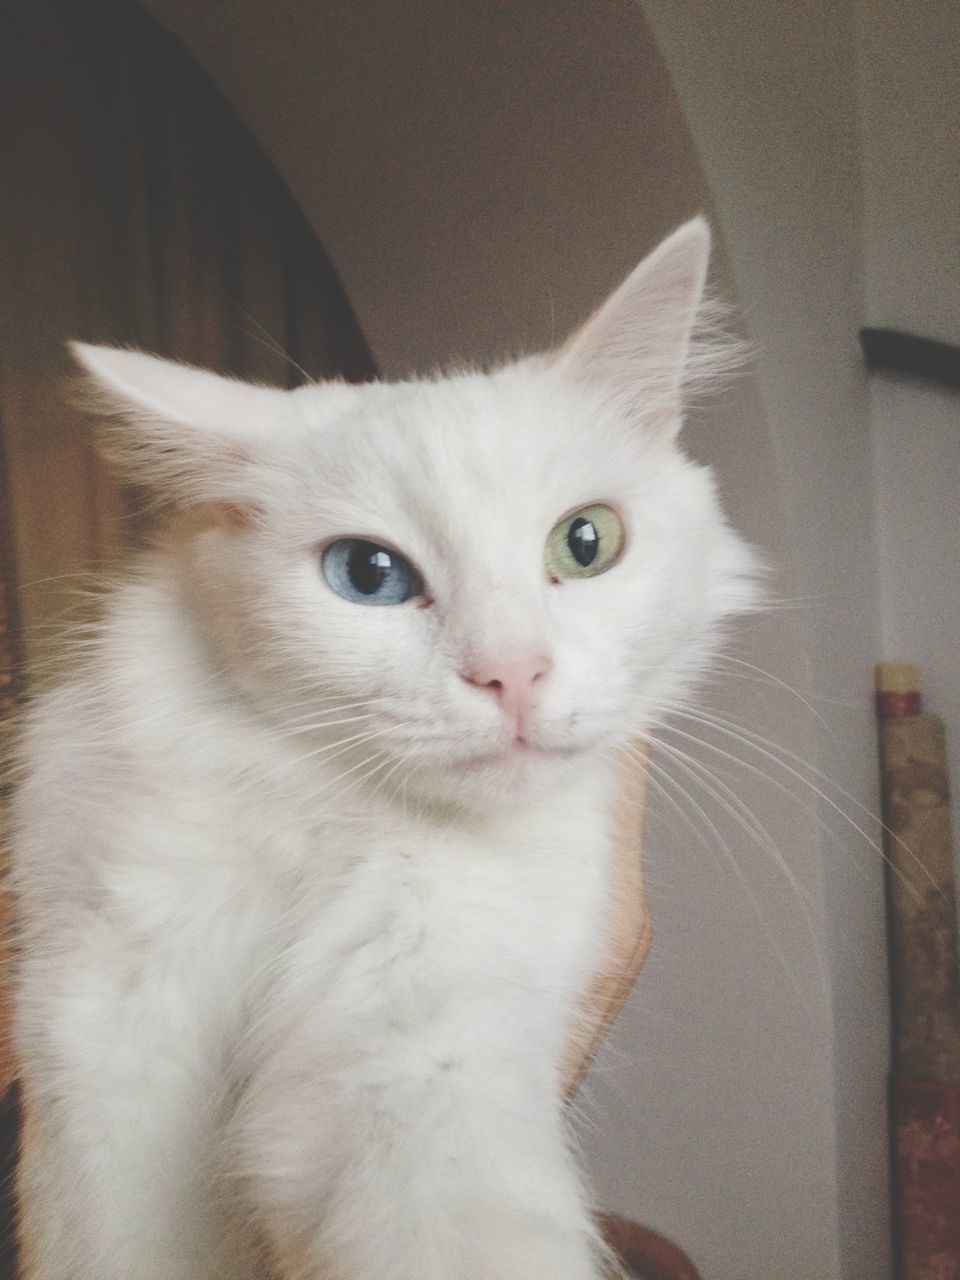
[545,504,623,580]
[322,538,422,606]
[568,517,598,567]
[348,543,393,595]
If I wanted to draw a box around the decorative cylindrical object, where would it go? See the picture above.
[877,663,960,1280]
[893,1078,960,1280]
[876,664,960,1082]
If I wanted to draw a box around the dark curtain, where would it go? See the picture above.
[0,0,376,670]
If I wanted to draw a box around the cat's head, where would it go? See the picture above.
[72,218,759,812]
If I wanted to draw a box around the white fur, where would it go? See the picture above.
[11,219,758,1279]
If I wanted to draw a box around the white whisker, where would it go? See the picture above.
[651,702,935,902]
[628,743,813,1007]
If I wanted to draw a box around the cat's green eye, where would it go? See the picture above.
[545,504,625,580]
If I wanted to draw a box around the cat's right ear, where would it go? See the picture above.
[69,343,289,507]
[555,218,730,441]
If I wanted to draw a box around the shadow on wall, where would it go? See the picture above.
[0,0,375,671]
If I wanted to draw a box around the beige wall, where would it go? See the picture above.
[137,2,916,1276]
[858,0,960,856]
[643,9,888,1278]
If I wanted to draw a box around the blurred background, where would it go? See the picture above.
[0,2,957,1277]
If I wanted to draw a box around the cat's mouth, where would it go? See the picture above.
[373,714,608,798]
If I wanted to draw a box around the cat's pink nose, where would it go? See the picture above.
[462,653,553,730]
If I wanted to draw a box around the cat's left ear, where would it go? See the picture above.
[69,343,291,507]
[557,217,712,439]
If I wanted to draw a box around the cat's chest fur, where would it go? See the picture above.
[72,731,615,1078]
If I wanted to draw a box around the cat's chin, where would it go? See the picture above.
[451,740,584,773]
[402,740,598,813]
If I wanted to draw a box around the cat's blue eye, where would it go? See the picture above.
[321,538,423,606]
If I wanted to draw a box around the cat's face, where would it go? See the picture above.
[73,219,758,811]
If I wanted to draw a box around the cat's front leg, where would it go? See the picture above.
[15,963,256,1280]
[238,1039,605,1280]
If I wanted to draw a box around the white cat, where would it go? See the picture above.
[11,219,758,1280]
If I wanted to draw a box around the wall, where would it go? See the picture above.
[137,2,896,1276]
[641,10,889,1279]
[857,0,960,846]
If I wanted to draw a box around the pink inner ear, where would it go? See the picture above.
[555,219,711,432]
